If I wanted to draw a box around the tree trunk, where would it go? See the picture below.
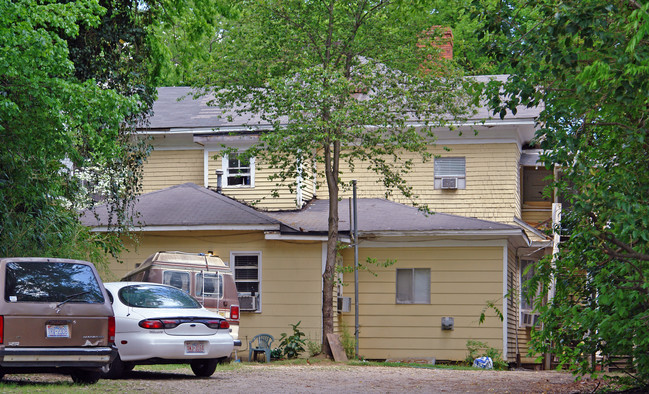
[322,139,340,357]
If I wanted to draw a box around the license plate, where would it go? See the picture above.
[185,341,207,354]
[46,324,70,338]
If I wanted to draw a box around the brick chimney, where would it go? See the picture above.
[418,26,454,60]
[417,26,453,76]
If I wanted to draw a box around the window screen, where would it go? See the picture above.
[233,254,259,294]
[396,268,430,304]
[226,155,251,186]
[434,157,465,177]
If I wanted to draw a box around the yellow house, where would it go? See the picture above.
[84,82,556,365]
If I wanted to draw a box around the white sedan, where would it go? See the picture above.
[101,282,235,378]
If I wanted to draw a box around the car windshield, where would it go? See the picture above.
[118,284,202,308]
[4,261,104,303]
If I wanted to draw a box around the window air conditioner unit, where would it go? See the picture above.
[239,295,257,311]
[521,311,540,327]
[440,177,458,189]
[337,296,351,313]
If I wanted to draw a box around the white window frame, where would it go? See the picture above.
[222,154,255,188]
[230,252,262,312]
[396,268,431,304]
[434,156,466,189]
[519,259,541,327]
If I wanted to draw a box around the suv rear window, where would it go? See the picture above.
[4,261,104,303]
[118,284,202,308]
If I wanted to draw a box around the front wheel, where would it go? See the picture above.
[190,358,219,377]
[100,354,127,379]
[70,369,101,384]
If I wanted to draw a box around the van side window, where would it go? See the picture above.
[163,271,190,293]
[195,273,222,298]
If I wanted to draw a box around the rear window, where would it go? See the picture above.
[195,272,223,298]
[118,284,201,308]
[4,261,104,303]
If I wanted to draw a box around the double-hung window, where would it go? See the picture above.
[231,253,261,311]
[396,268,430,304]
[520,259,541,327]
[434,157,466,189]
[223,154,254,187]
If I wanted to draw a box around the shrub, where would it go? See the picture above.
[465,340,508,370]
[277,321,307,359]
[339,322,356,359]
[306,338,322,357]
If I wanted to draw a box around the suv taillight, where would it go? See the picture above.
[108,316,115,345]
[230,305,239,321]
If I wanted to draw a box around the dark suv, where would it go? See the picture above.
[0,257,117,383]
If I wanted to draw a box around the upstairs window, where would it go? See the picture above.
[223,154,254,187]
[396,268,430,304]
[434,157,466,189]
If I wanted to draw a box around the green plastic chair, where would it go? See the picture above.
[249,334,274,362]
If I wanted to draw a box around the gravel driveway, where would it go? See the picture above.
[0,363,608,393]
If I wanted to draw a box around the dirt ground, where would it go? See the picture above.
[0,362,618,393]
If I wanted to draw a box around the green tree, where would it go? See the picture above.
[195,0,476,356]
[0,0,151,262]
[474,0,649,386]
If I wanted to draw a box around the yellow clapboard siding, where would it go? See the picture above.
[344,305,500,319]
[319,143,521,223]
[142,149,204,193]
[357,326,503,339]
[334,245,506,361]
[206,151,301,210]
[142,142,523,218]
[357,281,501,294]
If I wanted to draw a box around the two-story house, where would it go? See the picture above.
[83,80,555,365]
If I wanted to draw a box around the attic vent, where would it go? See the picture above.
[441,177,458,189]
[239,295,257,311]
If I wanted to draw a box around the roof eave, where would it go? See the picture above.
[90,224,280,232]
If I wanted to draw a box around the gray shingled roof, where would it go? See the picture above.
[82,183,524,239]
[142,78,540,131]
[140,87,271,130]
[80,183,281,230]
[267,198,524,235]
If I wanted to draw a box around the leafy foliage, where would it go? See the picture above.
[465,340,508,370]
[339,321,357,360]
[0,0,154,263]
[473,0,649,386]
[194,0,477,355]
[277,321,307,360]
[306,338,322,357]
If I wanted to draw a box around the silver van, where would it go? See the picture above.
[0,257,117,383]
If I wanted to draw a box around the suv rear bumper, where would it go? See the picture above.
[0,346,117,368]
